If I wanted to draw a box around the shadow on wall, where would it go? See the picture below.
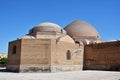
[0,68,16,73]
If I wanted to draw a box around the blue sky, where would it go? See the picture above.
[0,0,120,53]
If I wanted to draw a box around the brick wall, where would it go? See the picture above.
[84,41,120,71]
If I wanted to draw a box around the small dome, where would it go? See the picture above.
[37,22,61,28]
[64,20,100,38]
[29,22,64,33]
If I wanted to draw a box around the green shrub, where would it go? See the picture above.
[0,57,8,67]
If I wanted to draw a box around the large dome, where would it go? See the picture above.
[64,20,100,38]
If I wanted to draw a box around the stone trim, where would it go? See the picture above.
[19,64,82,72]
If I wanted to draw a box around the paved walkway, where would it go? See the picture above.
[0,68,120,80]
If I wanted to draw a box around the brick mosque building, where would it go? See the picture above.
[7,20,120,72]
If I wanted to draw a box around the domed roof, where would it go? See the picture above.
[64,20,99,38]
[32,22,62,32]
[58,35,75,43]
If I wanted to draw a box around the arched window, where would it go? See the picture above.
[61,29,63,33]
[66,50,71,60]
[12,45,17,54]
[75,41,80,44]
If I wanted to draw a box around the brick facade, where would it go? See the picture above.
[7,39,83,72]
